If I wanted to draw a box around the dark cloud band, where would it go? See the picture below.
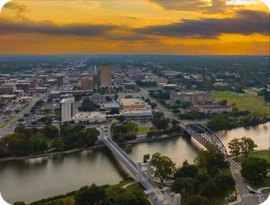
[134,10,269,39]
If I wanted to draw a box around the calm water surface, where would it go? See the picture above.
[0,122,269,203]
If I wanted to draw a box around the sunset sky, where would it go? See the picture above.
[0,0,269,55]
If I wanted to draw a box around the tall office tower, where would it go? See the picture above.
[56,76,64,87]
[100,63,112,86]
[60,97,74,124]
[88,66,94,75]
[81,77,93,90]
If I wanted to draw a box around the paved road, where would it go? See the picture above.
[0,88,53,138]
[140,88,260,205]
[140,88,179,121]
[226,157,259,205]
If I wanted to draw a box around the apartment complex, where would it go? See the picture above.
[100,63,112,86]
[170,91,211,104]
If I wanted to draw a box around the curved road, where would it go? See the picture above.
[140,87,260,205]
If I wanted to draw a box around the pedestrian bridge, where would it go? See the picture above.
[99,126,181,205]
[179,123,228,155]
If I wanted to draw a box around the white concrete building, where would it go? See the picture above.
[122,109,152,120]
[72,112,106,123]
[60,97,74,124]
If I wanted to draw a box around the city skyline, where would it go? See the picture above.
[0,0,269,55]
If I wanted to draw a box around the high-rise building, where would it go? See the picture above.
[88,66,94,75]
[60,97,74,124]
[81,77,93,90]
[100,63,112,86]
[0,83,17,94]
[57,76,64,87]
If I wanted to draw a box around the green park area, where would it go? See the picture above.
[234,150,270,190]
[235,150,270,164]
[137,126,151,134]
[212,92,269,115]
[29,179,141,205]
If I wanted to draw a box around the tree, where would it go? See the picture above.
[74,184,105,205]
[151,152,176,185]
[241,137,258,157]
[228,138,242,159]
[171,119,179,127]
[116,115,125,123]
[214,174,235,192]
[241,157,269,183]
[73,124,85,133]
[74,95,82,101]
[78,99,99,112]
[150,103,157,109]
[109,108,119,115]
[125,95,133,99]
[106,96,112,102]
[194,144,229,176]
[52,138,65,151]
[125,121,138,134]
[171,177,198,195]
[220,99,228,106]
[114,94,119,101]
[186,195,206,205]
[201,180,218,198]
[174,165,198,178]
[42,125,59,138]
[154,118,170,130]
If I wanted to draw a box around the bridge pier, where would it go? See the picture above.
[146,159,151,180]
[136,161,142,182]
[173,193,181,205]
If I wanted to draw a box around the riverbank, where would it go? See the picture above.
[30,179,139,205]
[0,133,182,163]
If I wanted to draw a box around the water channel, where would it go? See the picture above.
[0,122,269,203]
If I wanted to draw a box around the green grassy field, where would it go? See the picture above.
[34,180,136,205]
[235,150,270,164]
[212,92,269,115]
[137,126,151,134]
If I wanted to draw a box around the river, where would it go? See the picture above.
[0,122,269,204]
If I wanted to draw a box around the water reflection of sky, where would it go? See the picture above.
[0,122,269,204]
[216,122,270,150]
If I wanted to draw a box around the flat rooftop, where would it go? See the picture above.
[72,112,106,119]
[119,98,144,106]
[60,97,74,103]
[122,109,152,115]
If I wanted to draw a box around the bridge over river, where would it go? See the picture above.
[99,123,228,205]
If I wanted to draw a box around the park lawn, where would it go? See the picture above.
[234,150,270,164]
[211,92,269,115]
[125,183,141,194]
[33,180,136,205]
[105,179,134,194]
[137,127,151,134]
[38,136,62,147]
